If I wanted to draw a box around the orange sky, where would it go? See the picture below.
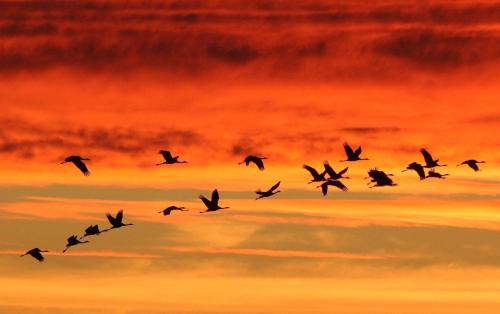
[1,1,500,313]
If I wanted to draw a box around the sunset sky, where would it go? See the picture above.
[1,1,500,313]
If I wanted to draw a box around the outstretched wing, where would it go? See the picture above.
[329,180,348,192]
[199,195,212,209]
[211,189,220,207]
[115,210,124,224]
[321,183,328,196]
[415,164,425,180]
[84,225,94,234]
[160,150,173,161]
[268,181,281,193]
[354,146,362,157]
[337,167,348,176]
[251,157,265,170]
[420,149,434,165]
[343,143,355,159]
[106,213,116,226]
[67,235,77,242]
[323,161,336,177]
[303,165,320,178]
[73,160,90,176]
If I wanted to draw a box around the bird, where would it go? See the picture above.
[426,169,449,179]
[317,180,348,196]
[60,155,91,176]
[63,235,89,253]
[457,159,486,172]
[20,248,48,262]
[80,225,106,239]
[238,155,267,170]
[158,206,187,215]
[255,181,281,200]
[199,189,229,213]
[303,164,327,184]
[341,143,368,161]
[104,209,134,230]
[420,149,446,168]
[156,150,187,165]
[323,160,349,180]
[366,168,397,188]
[402,162,425,180]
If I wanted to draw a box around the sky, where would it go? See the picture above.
[1,0,500,313]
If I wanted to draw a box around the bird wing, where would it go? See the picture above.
[420,149,434,165]
[31,251,44,262]
[322,161,336,177]
[211,189,220,207]
[343,143,355,159]
[251,157,265,170]
[160,150,173,161]
[321,183,328,196]
[303,165,320,178]
[116,210,124,224]
[199,195,212,209]
[106,213,116,226]
[67,235,77,242]
[84,225,94,234]
[73,159,90,176]
[416,165,426,180]
[354,146,362,157]
[330,180,348,192]
[468,162,479,171]
[268,181,281,192]
[338,167,348,176]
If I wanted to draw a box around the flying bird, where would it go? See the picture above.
[366,168,397,188]
[255,181,281,200]
[20,248,48,262]
[63,235,89,253]
[156,150,187,165]
[158,206,187,215]
[80,225,106,239]
[402,162,425,180]
[238,155,267,170]
[303,164,327,184]
[426,169,449,179]
[199,189,229,213]
[341,143,368,162]
[104,209,134,230]
[420,149,446,168]
[457,159,485,172]
[317,180,348,196]
[323,161,349,180]
[60,155,91,176]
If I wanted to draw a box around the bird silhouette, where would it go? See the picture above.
[158,206,187,215]
[80,225,106,239]
[317,180,348,196]
[238,155,267,170]
[104,209,134,231]
[402,162,425,180]
[255,181,281,200]
[20,248,48,262]
[323,160,349,180]
[426,169,449,179]
[366,168,397,188]
[420,149,446,168]
[341,143,368,161]
[199,189,229,213]
[63,235,89,253]
[457,159,485,172]
[303,164,327,184]
[60,155,91,176]
[156,150,187,165]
